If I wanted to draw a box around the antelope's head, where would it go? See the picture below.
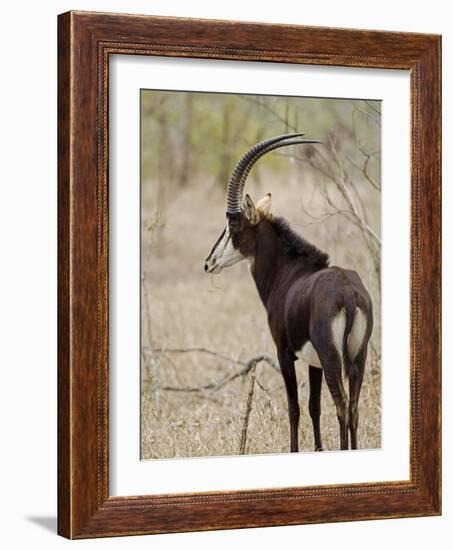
[204,194,272,274]
[204,133,319,275]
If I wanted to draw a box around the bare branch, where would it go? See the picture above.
[152,352,279,393]
[341,211,381,247]
[353,102,381,127]
[239,360,257,454]
[343,149,381,191]
[148,346,271,368]
[328,138,381,248]
[364,101,382,119]
[239,95,298,132]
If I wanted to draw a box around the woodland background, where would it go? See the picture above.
[140,90,381,459]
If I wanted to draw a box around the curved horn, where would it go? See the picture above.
[237,137,320,203]
[226,133,305,214]
[226,133,320,215]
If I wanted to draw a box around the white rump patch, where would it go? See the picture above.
[296,309,346,369]
[296,308,366,374]
[347,307,367,359]
[297,341,323,368]
[332,308,347,358]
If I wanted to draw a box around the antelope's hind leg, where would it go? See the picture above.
[312,335,349,450]
[323,356,349,450]
[348,347,367,450]
[278,348,300,453]
[308,365,323,451]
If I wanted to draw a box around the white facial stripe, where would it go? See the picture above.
[206,225,245,273]
[217,226,244,267]
[216,225,231,255]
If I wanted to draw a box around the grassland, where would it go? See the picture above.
[140,172,381,459]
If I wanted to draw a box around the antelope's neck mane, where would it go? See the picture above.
[267,215,329,268]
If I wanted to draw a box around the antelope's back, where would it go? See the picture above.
[283,266,373,353]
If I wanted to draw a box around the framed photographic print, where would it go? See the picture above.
[58,11,441,538]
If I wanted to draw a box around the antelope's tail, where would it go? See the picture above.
[342,302,359,380]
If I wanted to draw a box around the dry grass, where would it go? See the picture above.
[140,172,381,459]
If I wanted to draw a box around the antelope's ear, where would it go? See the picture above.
[256,193,272,216]
[243,194,259,225]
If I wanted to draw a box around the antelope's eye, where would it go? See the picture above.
[228,218,242,233]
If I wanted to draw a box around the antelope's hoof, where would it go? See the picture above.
[315,446,324,452]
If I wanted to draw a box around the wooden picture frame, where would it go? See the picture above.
[58,10,441,539]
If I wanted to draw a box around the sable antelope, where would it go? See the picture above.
[204,133,373,452]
